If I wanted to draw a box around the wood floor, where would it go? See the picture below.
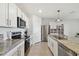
[26,42,53,56]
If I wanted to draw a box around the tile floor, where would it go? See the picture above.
[27,42,53,56]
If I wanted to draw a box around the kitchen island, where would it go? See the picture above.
[48,35,79,56]
[0,39,24,56]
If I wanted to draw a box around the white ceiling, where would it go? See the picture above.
[16,3,79,19]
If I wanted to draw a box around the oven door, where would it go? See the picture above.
[25,37,30,53]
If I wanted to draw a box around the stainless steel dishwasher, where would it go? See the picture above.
[58,43,77,56]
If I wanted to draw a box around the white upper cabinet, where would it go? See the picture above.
[26,16,29,29]
[9,3,17,27]
[0,3,8,27]
[0,3,17,27]
[0,3,28,28]
[17,8,22,18]
[22,13,25,21]
[18,8,26,21]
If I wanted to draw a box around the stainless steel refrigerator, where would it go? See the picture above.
[41,25,49,42]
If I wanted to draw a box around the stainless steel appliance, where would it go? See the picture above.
[17,17,26,28]
[41,25,48,42]
[58,43,77,56]
[24,30,30,55]
[11,32,22,39]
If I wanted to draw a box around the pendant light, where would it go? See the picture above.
[56,10,62,22]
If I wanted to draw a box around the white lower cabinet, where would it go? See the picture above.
[4,41,24,56]
[48,37,53,52]
[17,43,24,56]
[51,38,58,56]
[48,36,58,56]
[4,46,17,56]
[12,49,18,56]
[48,36,77,56]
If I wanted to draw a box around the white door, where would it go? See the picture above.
[9,3,17,27]
[0,3,8,26]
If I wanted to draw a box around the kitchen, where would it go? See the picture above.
[0,3,79,56]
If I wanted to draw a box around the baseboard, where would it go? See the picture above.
[34,41,41,44]
[30,41,41,47]
[48,46,54,56]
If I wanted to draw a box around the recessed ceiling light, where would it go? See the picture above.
[38,9,42,13]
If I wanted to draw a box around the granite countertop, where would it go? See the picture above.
[0,39,24,56]
[49,35,79,55]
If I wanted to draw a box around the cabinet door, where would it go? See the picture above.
[48,36,58,56]
[48,37,53,52]
[4,46,17,56]
[21,43,24,56]
[22,12,24,20]
[19,41,24,56]
[17,41,24,56]
[48,37,50,47]
[18,7,24,18]
[17,44,24,56]
[0,3,8,26]
[48,37,52,49]
[48,37,51,48]
[26,16,29,28]
[12,50,18,56]
[4,41,24,56]
[51,38,58,56]
[9,3,17,27]
[17,45,22,56]
[22,13,27,21]
[17,8,22,18]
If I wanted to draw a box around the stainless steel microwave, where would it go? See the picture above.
[17,17,26,28]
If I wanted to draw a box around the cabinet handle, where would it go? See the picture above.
[10,20,11,25]
[7,19,8,26]
[8,20,11,26]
